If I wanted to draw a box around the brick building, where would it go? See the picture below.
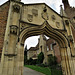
[0,1,9,61]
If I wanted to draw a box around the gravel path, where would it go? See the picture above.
[23,67,45,75]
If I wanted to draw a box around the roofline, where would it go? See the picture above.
[11,0,24,5]
[0,1,68,18]
[0,1,9,7]
[23,3,62,17]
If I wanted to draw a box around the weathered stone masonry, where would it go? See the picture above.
[0,0,75,75]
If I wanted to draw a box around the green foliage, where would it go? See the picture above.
[49,67,63,75]
[28,58,33,65]
[36,64,48,67]
[25,65,51,75]
[24,56,27,65]
[48,55,57,66]
[26,58,37,65]
[32,59,37,65]
[25,65,62,75]
[37,52,44,64]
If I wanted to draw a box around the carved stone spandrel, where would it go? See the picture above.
[56,22,60,28]
[41,7,49,20]
[20,23,29,31]
[51,15,56,21]
[27,14,33,22]
[32,9,38,16]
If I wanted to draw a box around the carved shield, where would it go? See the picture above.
[27,14,33,22]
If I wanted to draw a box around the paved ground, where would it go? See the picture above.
[23,67,45,75]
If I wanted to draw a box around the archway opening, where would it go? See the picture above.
[23,34,62,75]
[18,21,70,75]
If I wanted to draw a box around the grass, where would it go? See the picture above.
[51,69,62,75]
[25,65,51,75]
[25,65,62,75]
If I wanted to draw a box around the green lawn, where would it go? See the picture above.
[25,65,62,75]
[25,65,51,75]
[51,69,62,75]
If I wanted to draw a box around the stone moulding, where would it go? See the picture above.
[4,54,17,57]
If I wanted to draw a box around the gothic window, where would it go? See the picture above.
[50,44,53,50]
[47,46,49,51]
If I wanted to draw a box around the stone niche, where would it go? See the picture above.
[13,4,20,13]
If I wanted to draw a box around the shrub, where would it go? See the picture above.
[37,52,44,64]
[32,59,37,65]
[48,55,57,66]
[28,58,33,65]
[36,64,48,67]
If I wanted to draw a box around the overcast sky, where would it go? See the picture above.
[0,0,75,49]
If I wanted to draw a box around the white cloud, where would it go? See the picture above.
[69,0,75,7]
[0,0,8,5]
[0,0,75,13]
[21,0,63,13]
[25,36,40,49]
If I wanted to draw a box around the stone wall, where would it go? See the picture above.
[0,2,9,61]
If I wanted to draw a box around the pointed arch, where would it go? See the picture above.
[19,21,68,48]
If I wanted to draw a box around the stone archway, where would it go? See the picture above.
[0,1,75,75]
[17,21,71,75]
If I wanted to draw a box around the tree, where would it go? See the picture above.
[48,54,57,66]
[37,52,44,64]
